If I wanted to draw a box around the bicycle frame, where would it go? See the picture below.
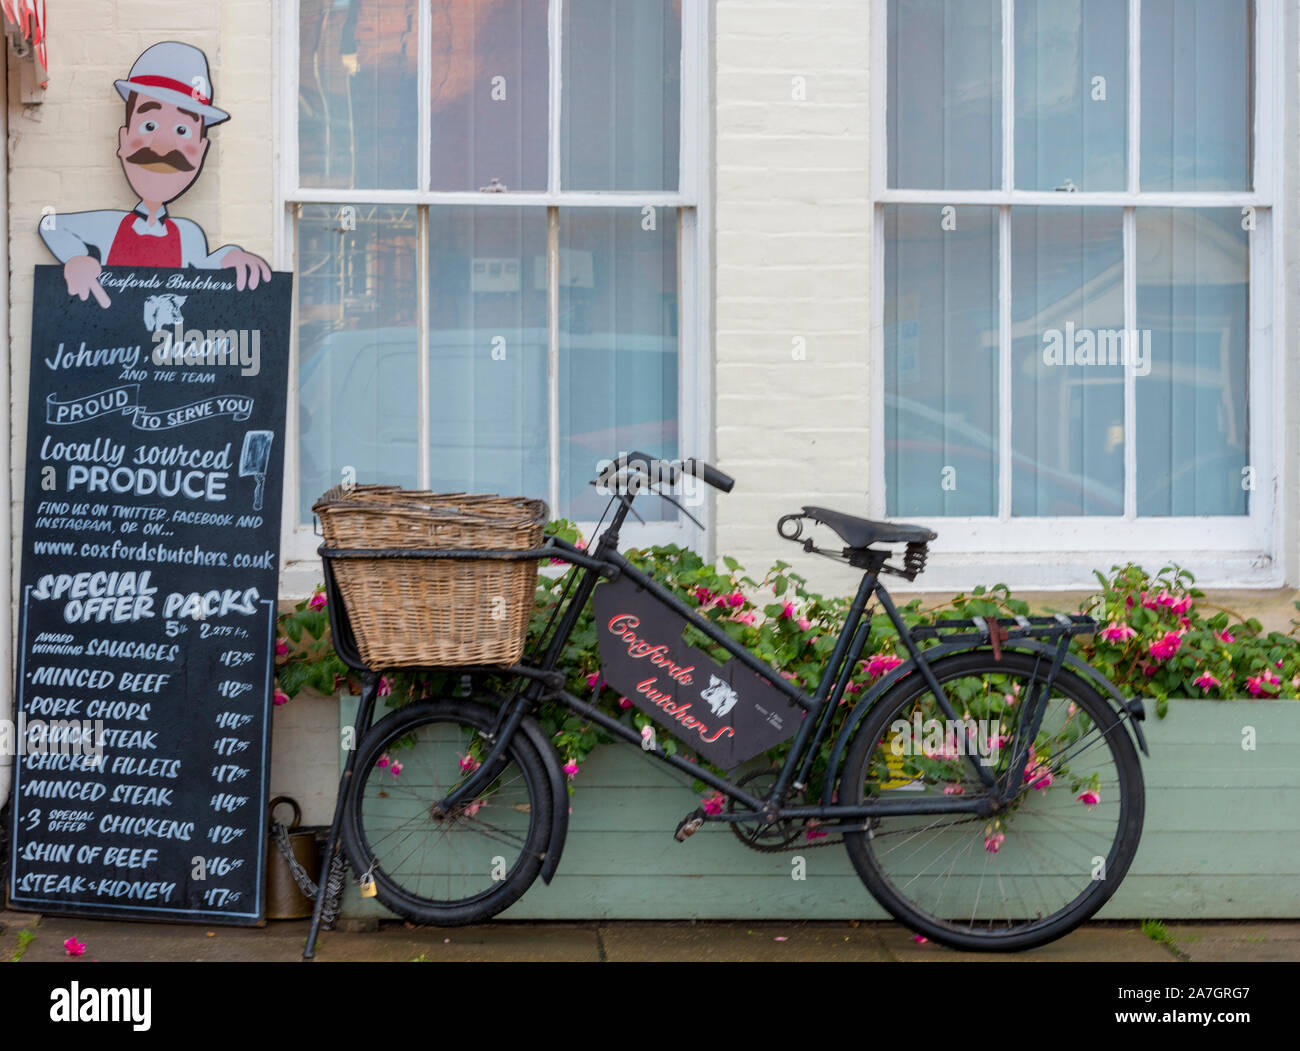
[429,490,1015,828]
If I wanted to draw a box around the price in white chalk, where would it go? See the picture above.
[216,680,253,699]
[203,888,242,907]
[214,712,253,729]
[209,793,249,813]
[218,650,255,667]
[207,825,246,844]
[213,737,250,755]
[205,857,245,877]
[211,764,250,783]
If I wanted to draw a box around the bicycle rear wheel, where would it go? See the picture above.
[841,650,1144,951]
[341,699,553,926]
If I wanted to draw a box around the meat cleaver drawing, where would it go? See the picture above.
[239,431,274,511]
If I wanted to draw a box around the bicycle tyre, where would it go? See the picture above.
[340,699,554,926]
[841,650,1144,952]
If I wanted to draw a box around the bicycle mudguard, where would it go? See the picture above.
[513,713,570,884]
[821,642,1148,807]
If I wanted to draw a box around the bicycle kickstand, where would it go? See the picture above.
[303,669,381,961]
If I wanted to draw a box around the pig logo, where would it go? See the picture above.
[144,293,185,333]
[700,675,740,719]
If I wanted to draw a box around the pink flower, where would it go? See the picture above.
[984,832,1006,854]
[1193,672,1220,692]
[1067,702,1077,717]
[462,799,485,817]
[1023,754,1053,792]
[563,759,579,780]
[377,676,392,697]
[389,760,403,777]
[618,696,633,710]
[1246,669,1281,697]
[458,752,480,774]
[275,637,290,656]
[1170,596,1193,615]
[1077,789,1101,808]
[308,591,327,610]
[586,672,603,693]
[273,688,289,707]
[734,611,757,626]
[943,783,964,795]
[1099,622,1137,643]
[1148,630,1183,661]
[640,725,655,744]
[780,602,796,620]
[64,937,86,956]
[864,654,904,679]
[694,586,715,605]
[1217,630,1236,644]
[376,754,390,769]
[728,591,746,608]
[797,617,811,631]
[912,933,928,944]
[702,792,725,815]
[805,821,827,841]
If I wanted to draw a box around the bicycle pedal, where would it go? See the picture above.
[674,808,706,842]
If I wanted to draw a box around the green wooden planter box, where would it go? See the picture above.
[336,697,1300,921]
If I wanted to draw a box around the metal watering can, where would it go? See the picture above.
[266,796,322,920]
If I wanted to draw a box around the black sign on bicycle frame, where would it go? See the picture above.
[593,576,802,769]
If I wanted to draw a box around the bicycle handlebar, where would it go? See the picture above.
[598,451,735,495]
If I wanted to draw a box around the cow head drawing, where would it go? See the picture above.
[700,675,740,719]
[144,293,186,333]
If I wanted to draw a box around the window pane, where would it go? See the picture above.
[297,205,420,520]
[1136,209,1249,516]
[559,209,678,520]
[1015,0,1127,191]
[1141,0,1251,191]
[299,0,419,190]
[428,208,549,498]
[562,0,681,191]
[430,0,549,192]
[885,206,999,516]
[888,0,1001,190]
[1011,208,1125,516]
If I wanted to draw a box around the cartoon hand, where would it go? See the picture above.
[64,255,111,309]
[222,249,272,291]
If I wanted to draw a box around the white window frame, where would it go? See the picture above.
[274,0,712,596]
[870,0,1285,589]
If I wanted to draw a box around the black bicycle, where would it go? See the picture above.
[305,452,1148,955]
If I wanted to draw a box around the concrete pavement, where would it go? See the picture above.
[4,910,1298,962]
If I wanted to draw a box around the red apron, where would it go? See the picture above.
[105,212,182,267]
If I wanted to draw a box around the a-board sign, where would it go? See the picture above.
[6,265,291,924]
[593,576,802,769]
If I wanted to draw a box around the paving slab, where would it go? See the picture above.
[598,920,894,962]
[1165,922,1300,963]
[878,921,1177,962]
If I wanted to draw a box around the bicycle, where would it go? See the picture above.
[303,452,1148,957]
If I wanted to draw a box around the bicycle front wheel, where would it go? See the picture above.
[341,699,554,926]
[842,650,1144,951]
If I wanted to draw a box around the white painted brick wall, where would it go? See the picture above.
[713,0,873,595]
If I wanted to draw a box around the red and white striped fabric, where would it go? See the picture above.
[2,0,47,80]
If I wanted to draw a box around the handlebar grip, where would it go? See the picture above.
[683,458,735,494]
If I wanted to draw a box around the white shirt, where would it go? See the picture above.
[39,202,241,269]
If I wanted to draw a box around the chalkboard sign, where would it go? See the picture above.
[7,265,291,924]
[593,576,801,769]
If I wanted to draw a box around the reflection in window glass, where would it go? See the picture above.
[884,206,999,516]
[1141,0,1251,191]
[297,205,420,519]
[559,209,678,520]
[1015,0,1127,191]
[429,0,549,192]
[1136,209,1248,516]
[1011,209,1125,516]
[299,0,419,190]
[888,0,1001,190]
[562,0,681,191]
[427,208,549,498]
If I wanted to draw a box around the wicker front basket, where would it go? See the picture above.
[313,485,549,669]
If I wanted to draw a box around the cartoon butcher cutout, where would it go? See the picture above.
[38,41,271,307]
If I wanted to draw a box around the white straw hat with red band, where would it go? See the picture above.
[114,41,230,126]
